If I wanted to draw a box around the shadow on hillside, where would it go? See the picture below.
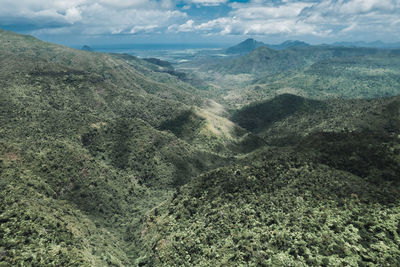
[232,94,324,133]
[158,109,205,140]
[297,131,400,185]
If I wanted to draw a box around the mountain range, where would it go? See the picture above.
[332,40,400,49]
[226,38,400,56]
[226,38,310,54]
[2,29,400,266]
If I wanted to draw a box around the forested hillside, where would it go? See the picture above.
[0,29,231,265]
[140,94,400,266]
[184,45,400,108]
[1,31,400,266]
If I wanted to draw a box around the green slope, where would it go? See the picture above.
[141,96,400,266]
[217,46,395,76]
[188,46,400,108]
[251,52,400,100]
[2,28,400,267]
[0,29,230,265]
[233,95,400,142]
[141,148,400,266]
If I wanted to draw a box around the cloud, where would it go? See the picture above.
[0,0,85,26]
[168,0,400,39]
[97,0,152,9]
[187,0,228,6]
[130,25,158,34]
[175,19,195,32]
[0,0,186,35]
[1,0,399,40]
[298,0,400,37]
[230,2,312,20]
[340,0,397,14]
[169,1,322,36]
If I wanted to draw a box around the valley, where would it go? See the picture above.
[1,29,400,266]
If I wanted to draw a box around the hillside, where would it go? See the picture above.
[140,95,400,266]
[190,45,400,108]
[0,29,233,265]
[211,45,395,76]
[141,148,400,266]
[226,39,310,55]
[332,41,400,49]
[2,29,400,266]
[243,51,400,103]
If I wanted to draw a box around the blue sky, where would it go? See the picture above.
[0,0,399,46]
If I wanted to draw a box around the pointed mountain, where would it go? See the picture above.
[226,38,265,54]
[81,45,94,51]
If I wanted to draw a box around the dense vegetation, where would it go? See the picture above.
[182,45,400,108]
[1,31,400,266]
[225,38,310,54]
[141,148,400,266]
[0,29,229,265]
[140,95,400,266]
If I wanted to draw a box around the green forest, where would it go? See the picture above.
[1,29,400,266]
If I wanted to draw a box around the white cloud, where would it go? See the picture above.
[1,0,400,40]
[0,0,85,23]
[97,0,150,9]
[230,2,312,20]
[0,0,187,35]
[340,0,397,14]
[130,25,158,34]
[65,7,82,23]
[298,0,400,37]
[187,0,227,7]
[171,0,400,39]
[177,19,195,32]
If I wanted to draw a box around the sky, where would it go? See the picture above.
[0,0,400,46]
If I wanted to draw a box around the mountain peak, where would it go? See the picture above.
[226,38,265,54]
[81,45,94,51]
[242,38,257,44]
